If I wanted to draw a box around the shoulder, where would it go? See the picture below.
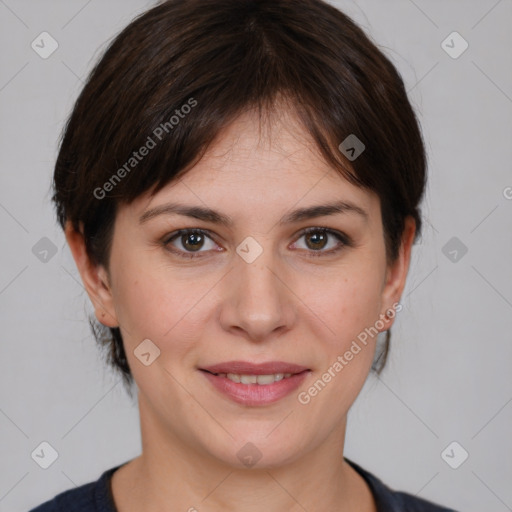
[388,490,458,512]
[27,464,124,512]
[345,458,459,512]
[27,480,95,512]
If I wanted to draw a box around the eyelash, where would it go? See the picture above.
[162,227,352,260]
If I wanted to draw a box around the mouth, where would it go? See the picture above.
[199,360,310,385]
[198,361,311,405]
[200,368,309,385]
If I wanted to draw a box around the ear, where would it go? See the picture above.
[64,221,119,328]
[378,216,416,331]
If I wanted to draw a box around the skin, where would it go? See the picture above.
[66,106,415,512]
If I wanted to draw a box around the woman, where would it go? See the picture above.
[29,0,457,510]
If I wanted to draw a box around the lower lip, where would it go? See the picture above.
[200,370,310,406]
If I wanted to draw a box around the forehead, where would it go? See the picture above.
[199,107,333,176]
[129,107,380,226]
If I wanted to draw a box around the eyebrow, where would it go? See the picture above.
[139,199,369,226]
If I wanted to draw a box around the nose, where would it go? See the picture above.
[219,246,296,342]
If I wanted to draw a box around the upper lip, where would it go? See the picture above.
[200,361,310,375]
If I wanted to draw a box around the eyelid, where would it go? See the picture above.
[162,228,220,258]
[291,226,351,257]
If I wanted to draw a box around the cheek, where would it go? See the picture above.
[306,266,384,346]
[110,254,215,351]
[298,271,384,410]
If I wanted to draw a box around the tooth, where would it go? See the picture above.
[256,374,277,385]
[240,374,258,384]
[222,373,295,384]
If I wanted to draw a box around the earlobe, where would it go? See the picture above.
[379,216,416,330]
[64,221,119,328]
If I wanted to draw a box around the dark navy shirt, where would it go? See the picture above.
[28,458,457,511]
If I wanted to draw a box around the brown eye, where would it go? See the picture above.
[293,227,351,257]
[164,229,218,258]
[304,230,328,250]
[181,231,205,251]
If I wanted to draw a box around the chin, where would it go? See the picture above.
[206,431,305,471]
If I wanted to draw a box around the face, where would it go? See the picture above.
[68,107,414,470]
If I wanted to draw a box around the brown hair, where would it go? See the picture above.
[53,0,427,395]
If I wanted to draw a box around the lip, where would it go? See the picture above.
[200,369,310,406]
[200,360,310,375]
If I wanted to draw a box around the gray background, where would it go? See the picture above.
[1,1,511,511]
